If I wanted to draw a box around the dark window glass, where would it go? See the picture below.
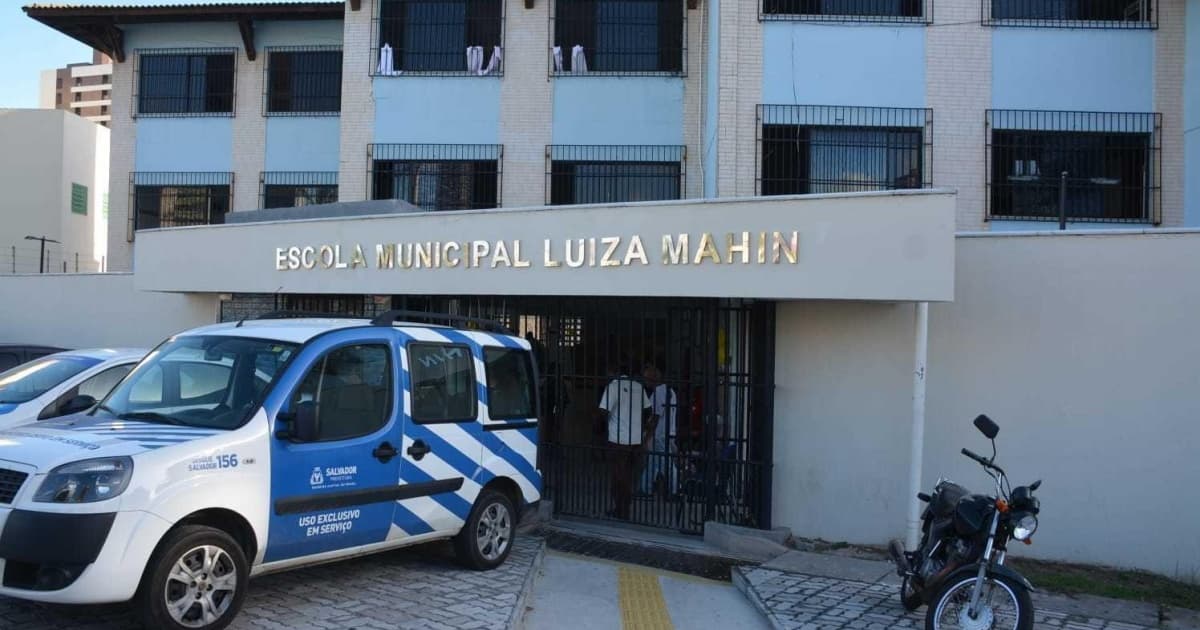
[991,0,1150,21]
[138,53,235,114]
[291,344,392,442]
[484,347,536,420]
[372,160,498,210]
[134,185,231,229]
[379,0,503,72]
[550,161,681,205]
[409,344,476,422]
[56,77,63,89]
[0,356,101,404]
[267,50,343,113]
[554,0,683,73]
[990,130,1151,222]
[263,184,339,208]
[56,93,62,105]
[761,124,924,195]
[762,0,923,18]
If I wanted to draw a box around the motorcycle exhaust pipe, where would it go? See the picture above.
[887,539,909,575]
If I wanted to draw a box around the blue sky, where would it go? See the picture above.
[0,1,326,108]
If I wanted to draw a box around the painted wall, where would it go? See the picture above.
[256,20,344,47]
[374,78,501,144]
[265,118,341,172]
[552,78,685,145]
[1186,0,1200,226]
[992,29,1154,111]
[0,273,218,348]
[134,118,233,172]
[774,230,1200,577]
[124,22,242,50]
[762,23,925,108]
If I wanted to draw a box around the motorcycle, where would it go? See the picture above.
[888,414,1042,630]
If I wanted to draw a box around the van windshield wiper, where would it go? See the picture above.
[118,411,187,426]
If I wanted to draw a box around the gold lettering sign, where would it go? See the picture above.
[274,231,800,272]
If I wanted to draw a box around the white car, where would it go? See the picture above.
[0,348,147,429]
[0,313,541,630]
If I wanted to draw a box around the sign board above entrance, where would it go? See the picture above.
[134,191,956,302]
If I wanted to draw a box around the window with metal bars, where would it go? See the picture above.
[983,0,1154,27]
[986,110,1160,224]
[131,173,232,233]
[547,145,684,205]
[552,0,685,75]
[265,47,343,115]
[369,144,501,211]
[757,105,931,195]
[376,0,504,74]
[260,172,339,209]
[761,0,927,22]
[135,50,235,116]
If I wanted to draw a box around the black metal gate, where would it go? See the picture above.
[219,293,776,534]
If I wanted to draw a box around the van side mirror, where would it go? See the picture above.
[973,414,999,440]
[59,394,97,416]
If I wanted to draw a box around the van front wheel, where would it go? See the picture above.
[135,525,248,630]
[455,489,515,570]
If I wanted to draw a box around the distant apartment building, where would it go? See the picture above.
[0,109,110,274]
[39,50,113,126]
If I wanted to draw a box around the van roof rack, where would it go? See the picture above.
[369,309,514,335]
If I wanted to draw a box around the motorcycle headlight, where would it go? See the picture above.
[1012,513,1039,541]
[34,457,133,504]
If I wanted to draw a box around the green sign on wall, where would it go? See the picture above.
[71,183,88,215]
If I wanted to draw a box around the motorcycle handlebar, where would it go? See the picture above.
[961,448,989,465]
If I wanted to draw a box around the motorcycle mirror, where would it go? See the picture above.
[1030,479,1042,491]
[973,414,999,439]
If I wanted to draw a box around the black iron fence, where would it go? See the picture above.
[263,46,343,115]
[368,143,502,210]
[547,145,686,205]
[129,172,233,238]
[983,0,1155,27]
[551,0,686,75]
[374,0,505,75]
[218,293,393,322]
[986,109,1161,225]
[757,104,933,196]
[761,0,930,22]
[133,48,237,117]
[260,171,339,209]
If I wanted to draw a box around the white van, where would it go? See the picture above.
[0,313,541,630]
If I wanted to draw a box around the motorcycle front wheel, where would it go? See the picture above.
[925,574,1033,630]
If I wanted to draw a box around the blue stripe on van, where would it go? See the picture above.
[401,464,472,519]
[392,502,434,535]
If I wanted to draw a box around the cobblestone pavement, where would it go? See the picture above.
[736,567,1159,630]
[0,537,543,630]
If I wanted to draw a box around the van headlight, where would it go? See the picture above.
[1012,513,1039,541]
[34,457,133,503]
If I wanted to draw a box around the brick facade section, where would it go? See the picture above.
[682,1,705,200]
[499,0,553,208]
[1155,0,1186,226]
[926,6,991,231]
[338,3,375,203]
[231,50,266,212]
[717,0,761,198]
[106,57,135,272]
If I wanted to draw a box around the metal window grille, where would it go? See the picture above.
[132,48,237,117]
[982,0,1155,27]
[128,172,233,240]
[263,47,343,115]
[368,144,502,211]
[260,172,340,209]
[756,104,933,196]
[985,110,1161,224]
[760,0,931,23]
[546,145,686,206]
[373,0,505,75]
[219,293,393,322]
[550,0,687,76]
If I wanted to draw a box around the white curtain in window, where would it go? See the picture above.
[377,43,398,76]
[466,46,484,73]
[481,46,502,75]
[553,46,564,72]
[571,45,588,74]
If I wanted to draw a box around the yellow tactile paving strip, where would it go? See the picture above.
[617,566,675,630]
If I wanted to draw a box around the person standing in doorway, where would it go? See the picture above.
[597,360,652,520]
[639,364,678,498]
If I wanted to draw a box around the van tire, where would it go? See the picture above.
[454,489,516,570]
[134,525,249,630]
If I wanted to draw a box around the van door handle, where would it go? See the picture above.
[406,440,431,461]
[373,441,399,463]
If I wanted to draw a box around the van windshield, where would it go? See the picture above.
[0,355,101,404]
[96,335,298,430]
